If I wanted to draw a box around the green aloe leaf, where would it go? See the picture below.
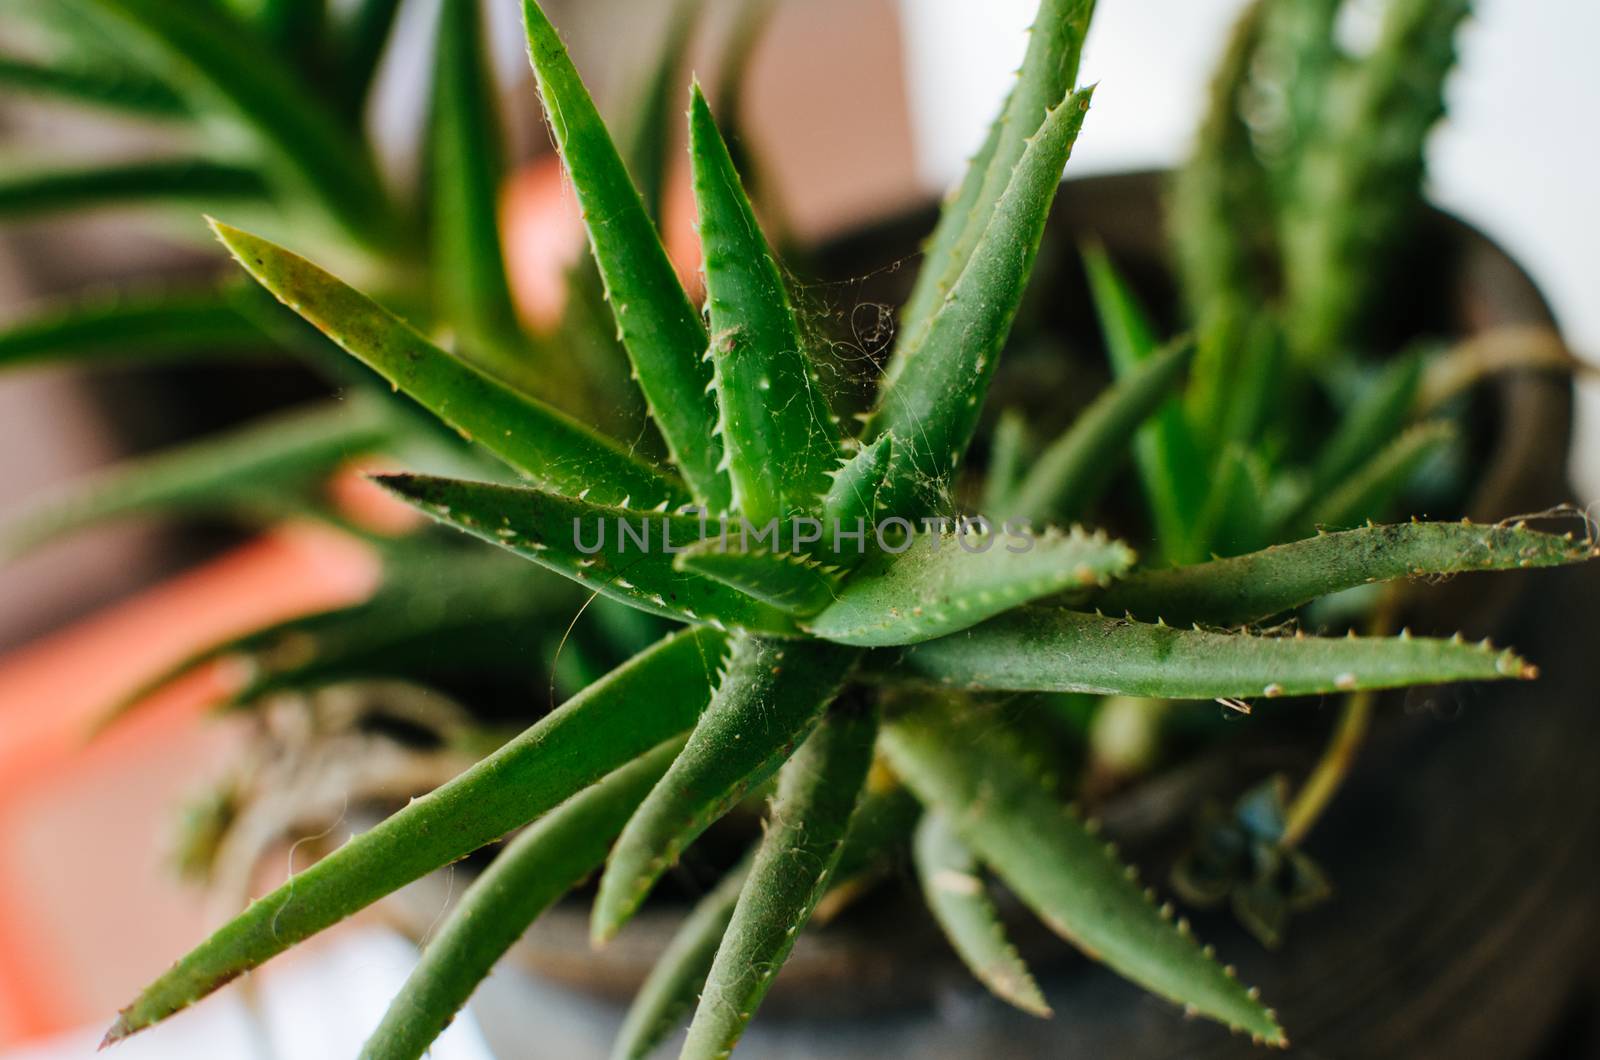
[2,399,393,560]
[359,739,684,1060]
[1281,0,1471,363]
[896,0,1096,341]
[78,0,395,247]
[681,698,878,1058]
[610,854,752,1060]
[690,82,841,523]
[1081,243,1207,562]
[868,86,1095,518]
[1090,520,1596,629]
[885,606,1538,699]
[102,627,728,1046]
[0,288,266,370]
[820,434,893,555]
[377,474,798,635]
[211,220,686,507]
[522,0,728,511]
[807,526,1133,647]
[913,811,1050,1018]
[0,158,268,219]
[1300,420,1454,534]
[592,636,857,942]
[1003,338,1193,523]
[675,539,841,616]
[881,696,1284,1043]
[0,55,187,116]
[427,0,526,368]
[610,782,915,1060]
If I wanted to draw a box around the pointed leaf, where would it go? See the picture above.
[593,636,857,942]
[690,83,840,522]
[820,433,893,555]
[913,811,1050,1018]
[885,606,1538,699]
[0,288,265,370]
[428,0,525,363]
[682,699,877,1058]
[211,221,686,507]
[3,399,393,559]
[0,158,267,219]
[377,474,798,635]
[610,855,752,1060]
[359,739,683,1060]
[675,540,840,615]
[807,525,1133,647]
[78,0,395,247]
[896,0,1096,341]
[1081,243,1207,562]
[522,0,728,511]
[1004,338,1193,522]
[1088,521,1596,629]
[102,627,727,1045]
[868,86,1095,518]
[881,697,1284,1043]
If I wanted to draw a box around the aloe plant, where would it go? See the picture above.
[56,0,1593,1056]
[2,0,1592,1056]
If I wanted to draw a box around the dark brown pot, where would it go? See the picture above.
[392,173,1598,1059]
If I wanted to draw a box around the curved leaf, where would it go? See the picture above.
[882,697,1284,1043]
[896,0,1096,341]
[1080,244,1206,561]
[593,636,857,942]
[690,82,840,523]
[377,473,798,635]
[681,699,877,1058]
[609,855,752,1060]
[867,86,1095,518]
[913,812,1050,1018]
[359,739,684,1060]
[102,627,728,1045]
[675,540,841,616]
[806,526,1133,647]
[884,606,1537,699]
[1089,521,1596,628]
[522,0,728,511]
[211,220,686,507]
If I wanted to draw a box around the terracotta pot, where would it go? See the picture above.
[380,172,1596,1058]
